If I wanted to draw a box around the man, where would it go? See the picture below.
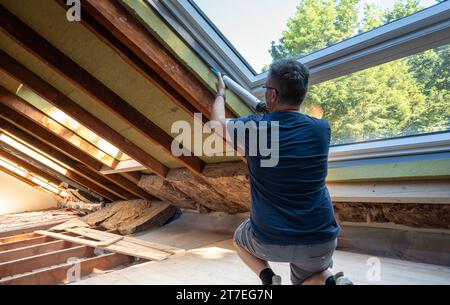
[211,59,351,285]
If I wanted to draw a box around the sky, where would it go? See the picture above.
[194,0,440,73]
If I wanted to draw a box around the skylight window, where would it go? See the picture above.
[193,0,439,73]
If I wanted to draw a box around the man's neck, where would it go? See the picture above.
[270,106,300,113]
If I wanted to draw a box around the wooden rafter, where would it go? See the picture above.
[0,49,169,178]
[0,164,42,190]
[121,171,142,185]
[0,119,157,201]
[0,91,103,170]
[0,4,204,175]
[0,88,152,200]
[80,0,236,120]
[0,85,116,169]
[100,159,146,175]
[0,148,62,186]
[0,136,122,201]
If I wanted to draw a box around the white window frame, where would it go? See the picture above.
[147,0,450,163]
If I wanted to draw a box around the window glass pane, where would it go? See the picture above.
[193,0,440,73]
[300,44,449,144]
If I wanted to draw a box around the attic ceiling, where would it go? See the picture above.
[0,0,247,203]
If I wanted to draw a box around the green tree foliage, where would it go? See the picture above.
[269,0,449,144]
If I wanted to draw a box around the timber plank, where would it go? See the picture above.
[36,230,170,261]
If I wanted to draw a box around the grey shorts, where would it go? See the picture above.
[233,219,337,285]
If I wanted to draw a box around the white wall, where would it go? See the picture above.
[0,170,58,215]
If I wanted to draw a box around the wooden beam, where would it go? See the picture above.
[0,122,107,201]
[0,90,102,171]
[0,100,141,201]
[0,85,115,170]
[0,148,62,186]
[80,0,235,120]
[0,240,72,263]
[121,171,142,185]
[0,89,117,170]
[0,245,94,278]
[0,4,204,175]
[0,120,157,201]
[0,252,133,285]
[0,232,39,244]
[328,181,450,204]
[0,49,168,178]
[0,131,122,201]
[0,236,51,252]
[0,221,71,239]
[101,159,146,174]
[0,164,41,190]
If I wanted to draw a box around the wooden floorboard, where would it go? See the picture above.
[0,236,51,252]
[0,245,94,278]
[0,240,73,263]
[0,253,134,285]
[0,232,39,244]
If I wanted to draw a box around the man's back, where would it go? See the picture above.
[231,112,339,245]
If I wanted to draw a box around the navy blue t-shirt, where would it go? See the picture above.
[227,112,339,245]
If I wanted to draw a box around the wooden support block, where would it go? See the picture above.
[0,236,50,252]
[0,245,93,278]
[166,169,247,214]
[82,201,128,227]
[0,253,133,285]
[112,202,178,235]
[81,200,178,234]
[0,240,72,263]
[138,175,198,210]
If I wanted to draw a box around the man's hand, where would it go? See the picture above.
[216,72,226,95]
[212,72,227,134]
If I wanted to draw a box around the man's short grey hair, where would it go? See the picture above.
[268,59,310,106]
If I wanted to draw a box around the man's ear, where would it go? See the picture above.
[266,91,276,112]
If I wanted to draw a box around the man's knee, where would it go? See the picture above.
[233,219,249,248]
